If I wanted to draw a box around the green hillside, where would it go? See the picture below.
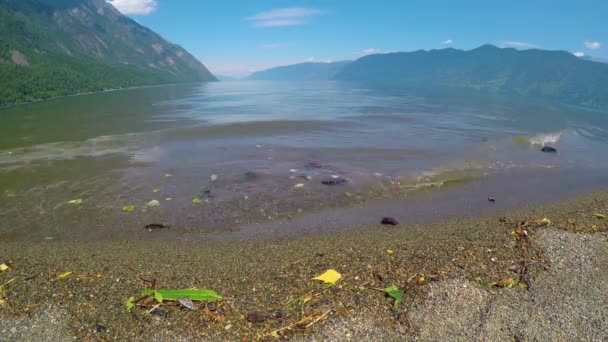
[334,45,608,109]
[0,0,216,106]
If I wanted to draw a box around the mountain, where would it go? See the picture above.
[216,74,239,81]
[334,45,608,109]
[580,56,608,64]
[0,0,216,106]
[247,61,351,81]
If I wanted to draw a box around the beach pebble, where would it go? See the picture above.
[246,312,268,323]
[322,178,347,186]
[381,217,399,225]
[488,197,496,203]
[541,146,557,153]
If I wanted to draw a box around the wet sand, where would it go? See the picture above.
[1,190,607,341]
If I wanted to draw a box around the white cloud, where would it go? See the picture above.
[441,39,453,45]
[107,0,158,15]
[247,7,325,27]
[584,41,601,50]
[499,41,537,49]
[353,48,380,56]
[573,52,585,57]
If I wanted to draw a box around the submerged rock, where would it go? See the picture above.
[144,223,169,230]
[541,146,557,153]
[381,217,399,225]
[322,178,347,186]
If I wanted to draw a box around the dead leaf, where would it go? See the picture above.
[55,272,73,280]
[0,264,9,272]
[313,269,342,284]
[496,277,514,287]
[593,213,606,220]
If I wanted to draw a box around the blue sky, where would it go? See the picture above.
[108,0,608,77]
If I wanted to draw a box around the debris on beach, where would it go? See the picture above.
[294,183,305,188]
[140,289,222,303]
[0,263,9,272]
[55,272,73,280]
[381,217,399,225]
[165,197,172,201]
[384,284,404,308]
[593,213,606,220]
[122,205,135,212]
[153,189,160,193]
[192,197,201,204]
[210,174,219,182]
[164,173,173,177]
[488,197,496,202]
[67,199,83,205]
[178,298,196,311]
[144,223,169,230]
[312,269,342,284]
[541,146,557,153]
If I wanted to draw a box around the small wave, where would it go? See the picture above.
[513,131,563,147]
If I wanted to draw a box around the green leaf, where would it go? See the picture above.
[518,282,527,288]
[594,213,606,220]
[154,291,163,303]
[125,296,135,312]
[192,197,201,204]
[122,205,135,212]
[384,285,404,307]
[140,289,222,302]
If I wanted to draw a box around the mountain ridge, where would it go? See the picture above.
[0,0,216,106]
[247,61,352,81]
[333,45,608,109]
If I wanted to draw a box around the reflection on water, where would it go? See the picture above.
[1,81,608,241]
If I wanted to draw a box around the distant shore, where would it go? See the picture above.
[1,190,607,340]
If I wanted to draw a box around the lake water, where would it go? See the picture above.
[2,81,608,241]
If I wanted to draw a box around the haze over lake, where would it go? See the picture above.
[2,81,608,240]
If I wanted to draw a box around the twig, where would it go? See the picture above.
[305,309,331,328]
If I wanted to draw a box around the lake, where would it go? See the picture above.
[2,81,608,241]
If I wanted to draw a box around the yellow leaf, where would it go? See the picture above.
[165,197,173,201]
[56,272,73,280]
[313,269,342,284]
[418,276,426,285]
[153,189,160,193]
[0,264,9,272]
[594,213,606,220]
[302,294,313,303]
[387,249,394,254]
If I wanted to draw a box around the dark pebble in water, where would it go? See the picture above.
[322,178,347,186]
[144,223,169,230]
[95,324,106,333]
[276,311,284,319]
[207,302,217,311]
[309,162,323,169]
[245,171,258,180]
[541,146,557,153]
[381,217,399,225]
[246,311,268,323]
[488,197,496,202]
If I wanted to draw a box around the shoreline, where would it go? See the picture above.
[1,190,607,340]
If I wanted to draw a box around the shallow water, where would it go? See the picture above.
[1,81,608,241]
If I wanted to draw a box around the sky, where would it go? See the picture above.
[107,0,608,77]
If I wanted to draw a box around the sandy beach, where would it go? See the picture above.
[1,191,607,341]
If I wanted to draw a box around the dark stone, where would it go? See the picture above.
[541,146,557,153]
[207,302,217,311]
[151,308,167,317]
[316,252,325,257]
[95,324,106,333]
[308,162,323,169]
[246,311,268,323]
[381,217,399,225]
[245,171,258,180]
[488,197,496,202]
[321,178,347,186]
[144,223,169,230]
[275,311,284,319]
